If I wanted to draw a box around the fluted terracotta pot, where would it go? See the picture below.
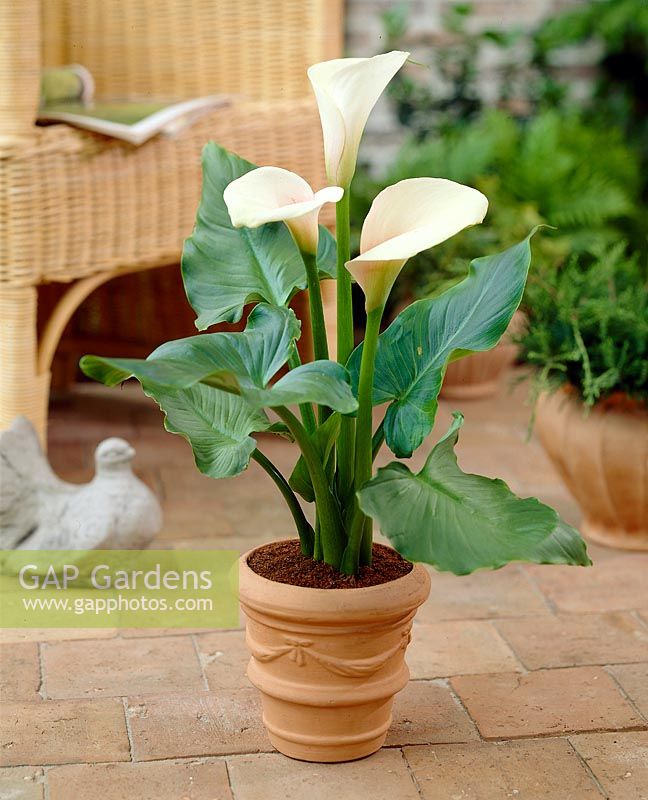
[536,388,648,550]
[239,544,431,762]
[441,310,525,400]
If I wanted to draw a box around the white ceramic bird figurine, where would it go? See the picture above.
[0,416,162,550]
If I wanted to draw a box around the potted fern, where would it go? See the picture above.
[520,244,648,550]
[81,52,590,763]
[351,107,643,400]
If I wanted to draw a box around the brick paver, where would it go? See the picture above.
[1,379,644,798]
[416,565,550,623]
[0,767,44,800]
[408,620,521,678]
[156,468,235,540]
[0,628,117,644]
[0,699,130,766]
[607,663,648,719]
[47,759,233,800]
[42,635,205,699]
[126,690,269,760]
[0,642,41,701]
[386,680,478,746]
[451,667,647,739]
[121,627,213,638]
[571,731,648,800]
[524,555,648,613]
[195,631,251,690]
[496,612,648,669]
[226,749,420,800]
[404,739,603,799]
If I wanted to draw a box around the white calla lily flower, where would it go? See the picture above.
[224,166,343,254]
[347,178,489,310]
[308,51,410,187]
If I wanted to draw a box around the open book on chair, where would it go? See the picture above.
[38,65,230,145]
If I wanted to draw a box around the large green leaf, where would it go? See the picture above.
[81,304,357,414]
[289,413,341,502]
[245,362,357,413]
[316,226,337,280]
[80,304,298,393]
[81,305,290,478]
[358,412,591,574]
[348,234,535,458]
[151,303,300,390]
[181,142,335,330]
[144,383,270,479]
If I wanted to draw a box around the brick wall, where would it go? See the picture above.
[345,0,592,169]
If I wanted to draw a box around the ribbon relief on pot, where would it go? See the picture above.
[248,629,411,677]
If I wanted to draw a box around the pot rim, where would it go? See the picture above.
[239,539,431,623]
[539,385,648,417]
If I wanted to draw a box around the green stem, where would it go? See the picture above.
[372,421,385,462]
[313,518,323,561]
[340,303,385,574]
[302,250,329,362]
[287,348,316,433]
[275,406,345,567]
[316,445,336,561]
[335,191,355,502]
[302,249,330,425]
[252,449,314,556]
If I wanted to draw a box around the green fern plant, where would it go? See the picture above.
[351,109,641,306]
[519,243,648,408]
[501,112,638,229]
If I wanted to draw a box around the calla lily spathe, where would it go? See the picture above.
[347,178,489,310]
[224,166,343,254]
[308,51,409,188]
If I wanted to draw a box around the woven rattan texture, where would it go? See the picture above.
[1,100,329,286]
[43,0,338,101]
[0,0,341,442]
[2,0,342,286]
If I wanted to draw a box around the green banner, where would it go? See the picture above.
[0,550,239,628]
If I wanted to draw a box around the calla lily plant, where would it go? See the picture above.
[81,52,590,576]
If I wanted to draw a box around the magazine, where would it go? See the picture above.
[38,65,230,145]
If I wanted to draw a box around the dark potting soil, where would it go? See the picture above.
[247,539,413,589]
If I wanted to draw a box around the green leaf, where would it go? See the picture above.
[80,303,357,414]
[80,304,299,394]
[317,225,337,280]
[80,355,203,391]
[358,412,591,574]
[266,421,294,441]
[152,303,300,390]
[80,303,324,479]
[348,234,536,458]
[289,413,341,502]
[181,142,334,329]
[144,383,270,479]
[246,362,358,413]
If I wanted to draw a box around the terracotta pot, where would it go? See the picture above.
[441,310,525,400]
[239,545,431,762]
[535,388,648,550]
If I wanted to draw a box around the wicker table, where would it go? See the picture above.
[0,0,342,444]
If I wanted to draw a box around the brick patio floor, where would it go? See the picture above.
[1,374,647,799]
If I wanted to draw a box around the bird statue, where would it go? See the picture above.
[0,416,162,550]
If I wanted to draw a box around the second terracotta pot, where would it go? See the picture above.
[441,310,525,400]
[239,544,431,762]
[535,388,648,550]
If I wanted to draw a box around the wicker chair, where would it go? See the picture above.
[0,0,342,444]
